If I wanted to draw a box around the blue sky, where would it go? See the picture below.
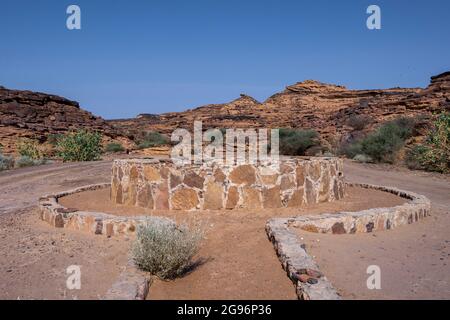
[0,0,449,119]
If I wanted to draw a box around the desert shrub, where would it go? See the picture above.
[56,130,102,162]
[359,117,416,163]
[347,115,372,131]
[0,153,15,171]
[47,133,64,146]
[132,221,203,280]
[406,112,450,173]
[338,141,363,159]
[353,154,373,163]
[278,128,320,156]
[17,138,43,160]
[105,142,125,153]
[136,131,169,149]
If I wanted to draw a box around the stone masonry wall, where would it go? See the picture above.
[111,157,345,211]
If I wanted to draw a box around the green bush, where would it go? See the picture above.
[14,156,46,168]
[56,130,102,162]
[338,141,363,159]
[278,128,320,156]
[17,139,43,160]
[132,221,203,280]
[358,117,416,163]
[47,133,64,146]
[406,112,450,173]
[136,131,169,149]
[0,153,14,171]
[105,142,125,153]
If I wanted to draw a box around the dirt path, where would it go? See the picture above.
[297,160,450,299]
[0,160,112,214]
[0,160,130,300]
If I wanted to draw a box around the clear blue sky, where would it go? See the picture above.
[1,0,449,119]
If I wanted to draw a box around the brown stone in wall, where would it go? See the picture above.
[154,182,169,210]
[242,187,261,209]
[130,166,139,182]
[296,164,305,187]
[280,163,294,174]
[143,166,161,182]
[183,172,205,189]
[305,179,317,204]
[160,167,170,179]
[213,168,226,183]
[106,223,114,237]
[170,173,182,189]
[308,162,321,181]
[226,186,239,209]
[288,188,304,207]
[116,183,123,204]
[261,174,278,185]
[229,165,256,185]
[137,184,154,208]
[171,187,199,210]
[118,167,124,180]
[318,168,331,202]
[204,182,224,210]
[280,175,295,191]
[126,183,137,206]
[263,186,282,208]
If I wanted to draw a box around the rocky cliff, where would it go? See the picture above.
[110,72,450,147]
[0,87,130,153]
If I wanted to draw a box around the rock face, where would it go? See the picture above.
[110,72,450,146]
[0,87,130,153]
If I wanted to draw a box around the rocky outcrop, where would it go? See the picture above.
[0,87,131,153]
[110,72,450,147]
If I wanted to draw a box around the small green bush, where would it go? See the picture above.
[132,221,203,280]
[136,131,169,149]
[278,128,320,156]
[359,117,416,163]
[0,153,14,171]
[56,130,102,162]
[105,142,125,153]
[406,112,450,173]
[17,139,42,160]
[338,141,363,159]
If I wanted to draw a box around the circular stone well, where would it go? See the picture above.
[111,157,345,211]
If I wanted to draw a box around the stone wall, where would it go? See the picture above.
[266,183,431,300]
[111,157,345,211]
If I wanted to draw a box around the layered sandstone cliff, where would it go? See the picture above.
[110,72,450,146]
[0,87,131,153]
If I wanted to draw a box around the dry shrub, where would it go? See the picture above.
[132,220,203,280]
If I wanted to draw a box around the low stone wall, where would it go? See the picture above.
[38,183,173,238]
[266,183,431,300]
[111,157,345,211]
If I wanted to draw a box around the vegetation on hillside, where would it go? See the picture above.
[406,112,450,173]
[135,131,169,149]
[56,130,102,162]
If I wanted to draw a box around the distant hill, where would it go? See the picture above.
[109,72,450,149]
